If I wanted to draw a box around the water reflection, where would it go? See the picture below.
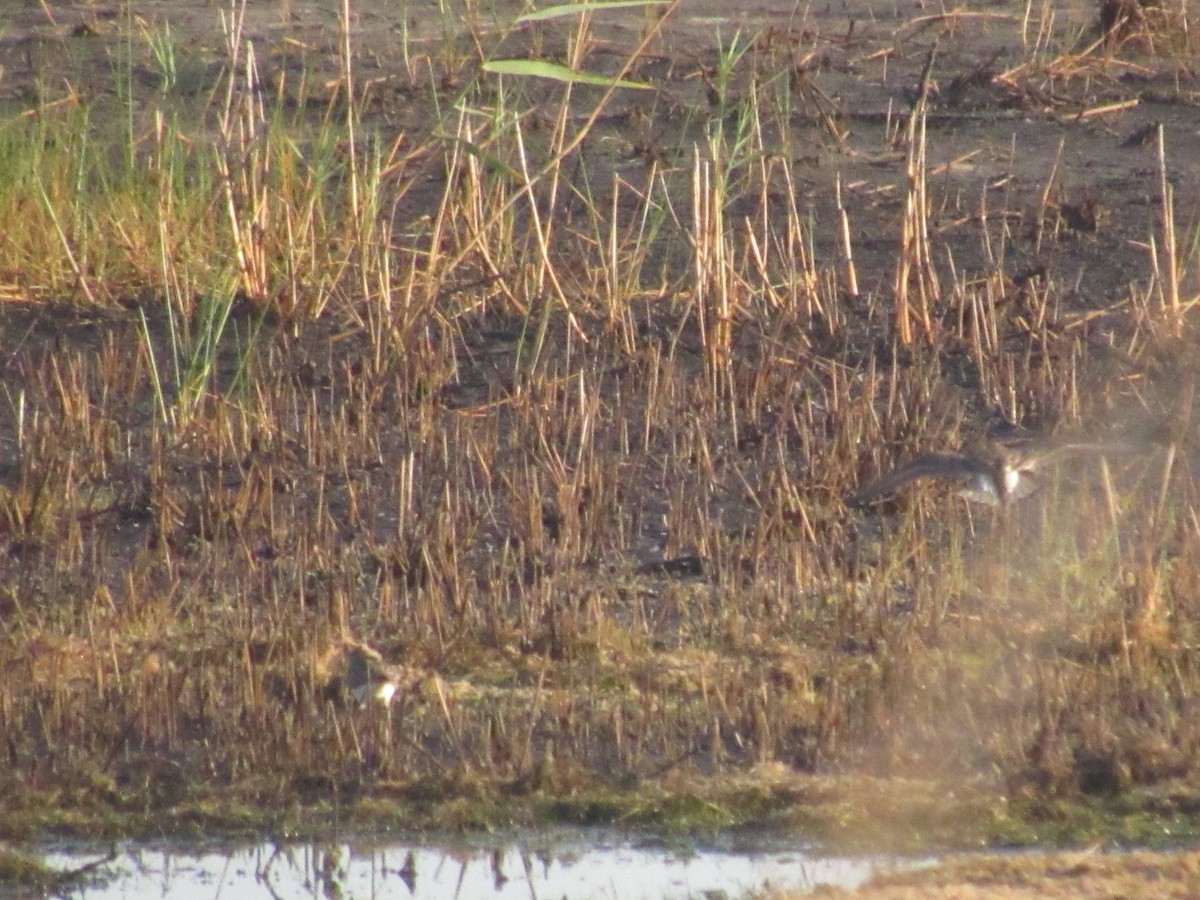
[44,834,898,899]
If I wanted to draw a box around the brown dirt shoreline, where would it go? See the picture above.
[814,846,1200,898]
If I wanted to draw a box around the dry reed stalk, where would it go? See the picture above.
[835,175,859,298]
[526,5,598,308]
[691,148,733,393]
[512,118,572,321]
[893,43,940,346]
[1019,0,1056,68]
[36,184,98,305]
[215,2,270,303]
[778,161,823,320]
[1075,98,1140,120]
[339,0,361,227]
[1155,126,1182,334]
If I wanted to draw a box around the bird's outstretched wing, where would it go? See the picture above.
[849,452,990,507]
[1016,440,1112,472]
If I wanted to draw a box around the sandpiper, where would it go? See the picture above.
[314,641,403,707]
[344,643,400,706]
[849,423,1114,508]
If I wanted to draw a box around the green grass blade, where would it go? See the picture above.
[517,1,667,23]
[483,59,652,89]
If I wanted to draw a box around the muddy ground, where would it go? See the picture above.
[2,0,1200,896]
[819,845,1200,898]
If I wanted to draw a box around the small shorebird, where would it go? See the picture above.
[344,644,400,706]
[849,423,1115,508]
[318,641,404,707]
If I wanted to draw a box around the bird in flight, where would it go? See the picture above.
[849,423,1115,508]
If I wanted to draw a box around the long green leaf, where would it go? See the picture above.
[516,1,667,24]
[483,59,652,89]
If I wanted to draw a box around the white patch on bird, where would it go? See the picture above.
[958,473,1000,505]
[1008,469,1040,500]
[374,681,397,706]
[1003,467,1022,496]
[349,677,397,706]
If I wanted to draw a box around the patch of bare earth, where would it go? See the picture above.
[808,848,1200,899]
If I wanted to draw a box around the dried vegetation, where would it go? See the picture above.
[0,0,1199,844]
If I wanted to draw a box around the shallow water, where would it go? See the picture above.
[42,833,912,898]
